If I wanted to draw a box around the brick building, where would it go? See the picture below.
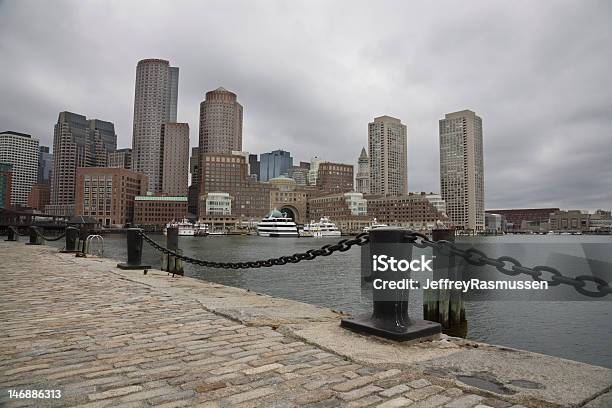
[199,153,270,221]
[486,208,559,231]
[27,183,50,211]
[366,193,448,231]
[74,168,147,227]
[134,196,188,229]
[308,192,369,233]
[0,163,12,209]
[315,162,354,195]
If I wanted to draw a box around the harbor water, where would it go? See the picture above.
[48,233,612,368]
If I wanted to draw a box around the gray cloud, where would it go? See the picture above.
[1,0,610,210]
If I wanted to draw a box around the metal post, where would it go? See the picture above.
[75,227,89,257]
[5,226,18,241]
[165,227,183,276]
[61,227,79,253]
[26,226,43,245]
[117,228,151,271]
[341,227,441,341]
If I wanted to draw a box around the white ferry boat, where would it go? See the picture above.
[301,217,342,237]
[257,209,298,237]
[164,219,196,236]
[363,218,388,233]
[194,222,209,236]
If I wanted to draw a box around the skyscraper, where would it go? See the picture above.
[439,109,484,231]
[38,146,53,185]
[0,131,39,206]
[355,147,370,194]
[368,116,408,196]
[108,148,132,169]
[49,112,117,213]
[131,58,179,193]
[198,87,243,154]
[259,150,293,182]
[161,123,190,196]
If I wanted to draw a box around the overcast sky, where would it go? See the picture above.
[1,0,610,210]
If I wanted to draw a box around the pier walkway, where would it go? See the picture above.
[0,242,610,407]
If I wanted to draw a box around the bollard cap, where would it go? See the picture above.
[368,227,409,243]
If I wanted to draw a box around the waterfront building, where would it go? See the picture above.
[74,167,147,227]
[27,183,50,211]
[439,109,484,232]
[355,147,370,194]
[308,192,370,233]
[204,192,232,215]
[549,210,589,232]
[424,194,447,217]
[485,208,559,232]
[259,150,293,182]
[368,116,408,196]
[38,146,53,185]
[48,112,117,216]
[0,131,39,206]
[131,58,179,193]
[267,175,309,224]
[0,163,12,209]
[198,153,270,221]
[108,148,132,170]
[248,154,260,180]
[485,213,505,234]
[134,195,188,229]
[198,87,243,154]
[315,162,354,195]
[161,123,189,196]
[366,192,448,231]
[589,210,612,232]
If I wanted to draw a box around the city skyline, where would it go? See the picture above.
[1,1,610,210]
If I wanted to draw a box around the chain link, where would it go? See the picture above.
[138,230,370,270]
[136,229,610,298]
[404,232,611,298]
[34,228,66,242]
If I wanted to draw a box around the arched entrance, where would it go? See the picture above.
[280,206,298,221]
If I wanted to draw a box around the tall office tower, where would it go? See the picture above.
[259,150,293,182]
[50,112,117,210]
[131,58,179,193]
[355,147,370,194]
[161,123,190,196]
[368,116,408,196]
[439,110,484,231]
[188,147,200,215]
[108,148,132,169]
[0,131,39,206]
[248,154,260,180]
[198,87,243,154]
[38,146,53,185]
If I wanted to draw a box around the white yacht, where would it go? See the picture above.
[363,218,388,233]
[194,222,209,236]
[301,217,342,237]
[164,219,196,236]
[257,209,298,237]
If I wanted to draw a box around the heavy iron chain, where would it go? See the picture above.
[9,226,30,237]
[138,230,611,298]
[404,231,612,298]
[33,227,66,242]
[138,230,370,269]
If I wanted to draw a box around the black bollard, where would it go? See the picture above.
[117,228,151,271]
[26,226,43,245]
[5,226,18,241]
[75,227,90,257]
[61,227,79,253]
[341,227,441,341]
[167,227,179,251]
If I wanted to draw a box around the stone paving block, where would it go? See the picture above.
[408,379,432,389]
[222,386,276,404]
[412,394,452,407]
[88,385,144,401]
[404,385,445,401]
[379,384,412,398]
[444,394,485,408]
[340,384,384,401]
[377,397,415,408]
[332,375,375,391]
[243,363,283,375]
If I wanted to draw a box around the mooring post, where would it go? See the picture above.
[341,227,441,341]
[424,228,467,336]
[61,226,79,253]
[164,227,183,276]
[117,228,151,272]
[76,227,89,256]
[5,226,18,241]
[26,226,42,245]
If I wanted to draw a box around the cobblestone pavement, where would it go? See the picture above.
[0,243,525,408]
